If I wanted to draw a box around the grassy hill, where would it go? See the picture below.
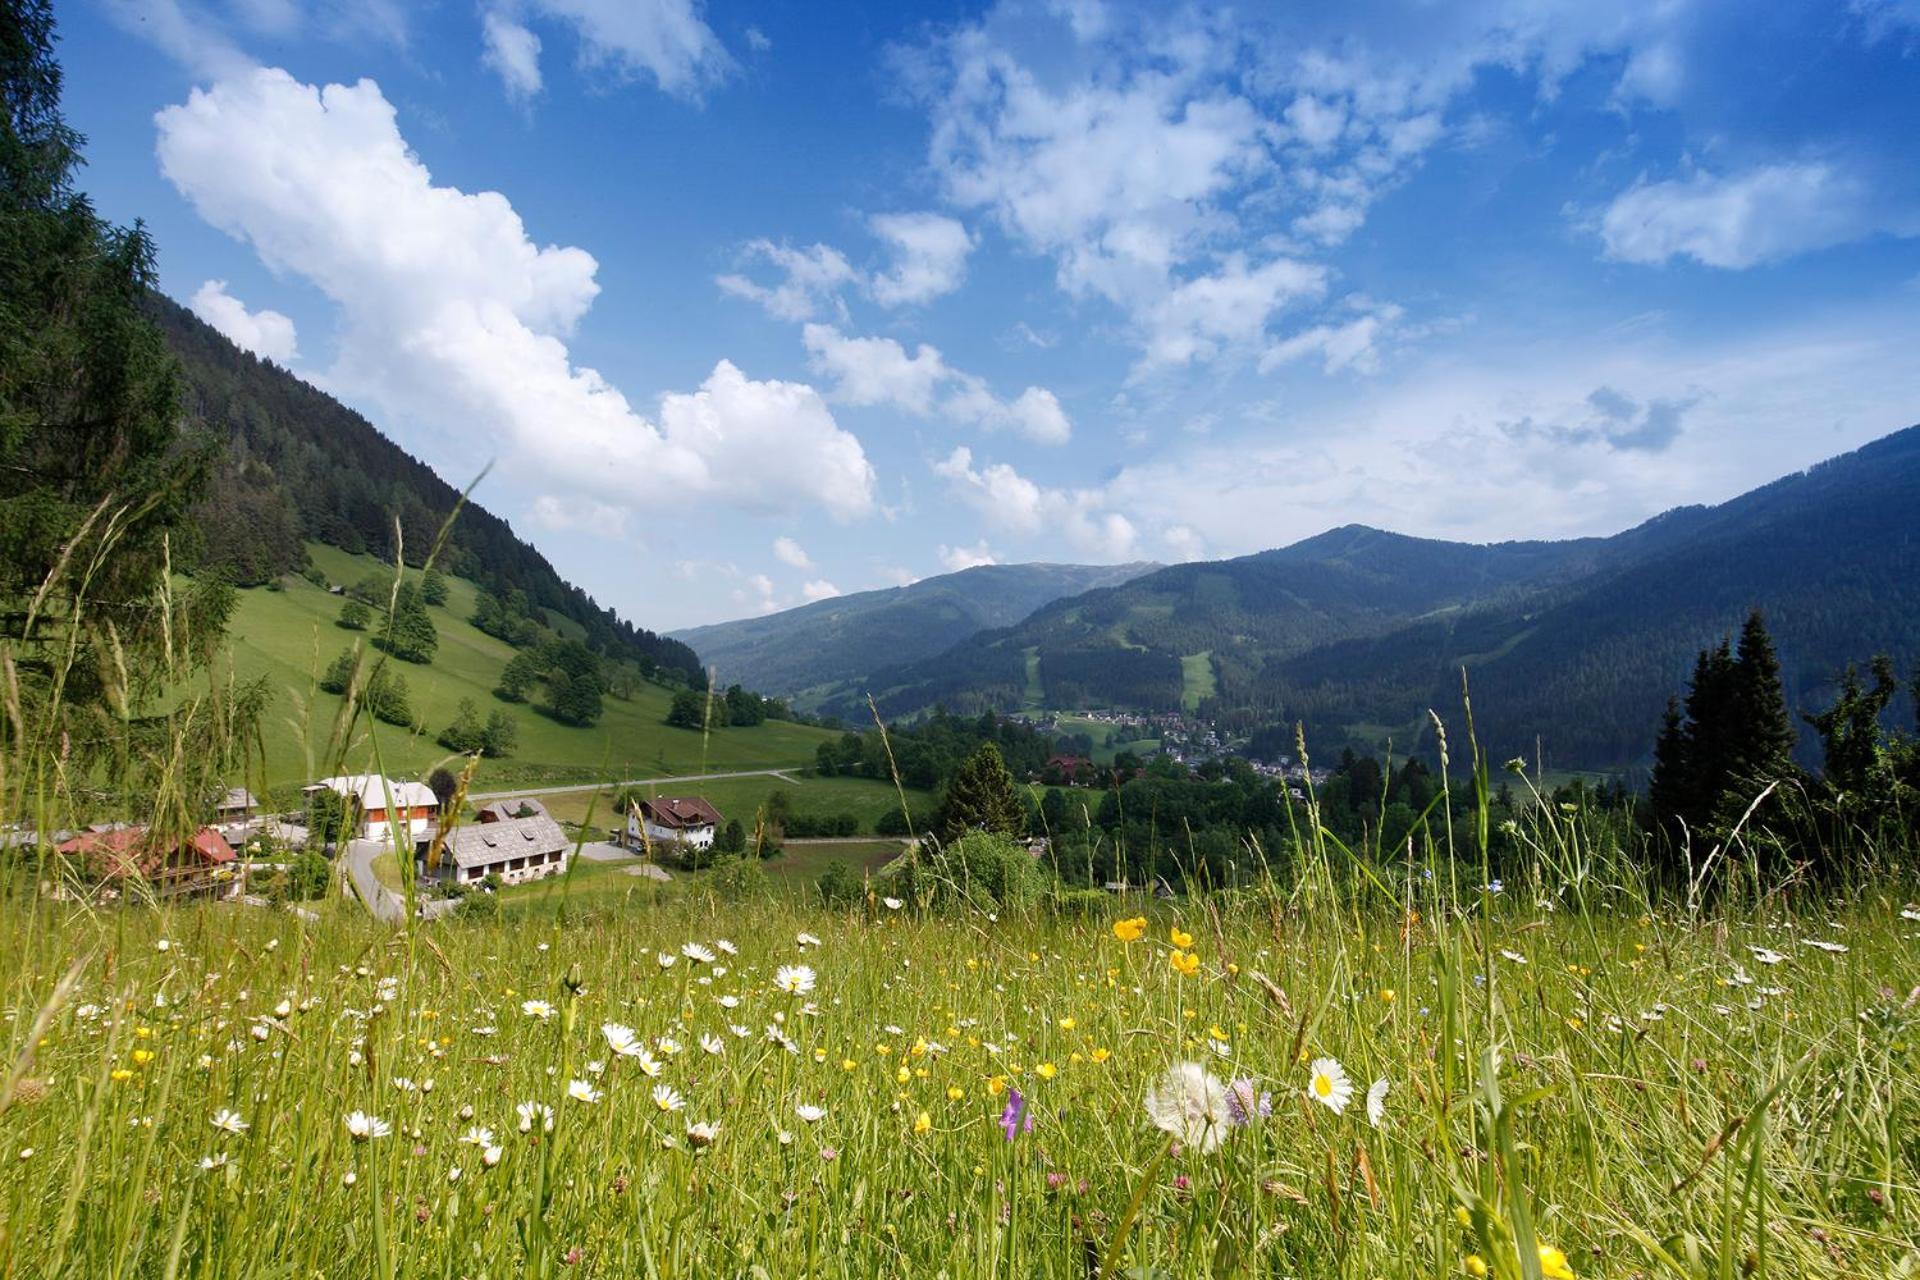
[219,543,838,795]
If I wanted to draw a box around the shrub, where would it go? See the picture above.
[337,598,371,630]
[281,850,331,902]
[922,831,1051,911]
[710,856,770,903]
[814,859,863,908]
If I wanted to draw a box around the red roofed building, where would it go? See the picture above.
[53,825,238,900]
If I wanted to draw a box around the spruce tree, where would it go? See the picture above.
[1728,609,1795,785]
[1,0,221,734]
[1647,695,1691,830]
[939,742,1025,840]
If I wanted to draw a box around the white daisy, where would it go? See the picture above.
[1307,1057,1353,1115]
[796,932,822,949]
[656,952,678,969]
[210,1108,249,1135]
[717,995,741,1009]
[714,939,739,955]
[700,1033,725,1056]
[521,1000,554,1021]
[650,1084,684,1113]
[682,942,716,964]
[795,1103,827,1123]
[344,1111,390,1141]
[1748,946,1789,965]
[603,1023,644,1058]
[482,1144,504,1167]
[567,1079,602,1105]
[1366,1078,1389,1127]
[516,1101,554,1133]
[882,897,904,911]
[685,1120,719,1149]
[1143,1061,1231,1154]
[460,1126,495,1147]
[1802,939,1849,954]
[199,1153,228,1171]
[775,965,817,996]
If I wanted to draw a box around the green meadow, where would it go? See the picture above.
[212,544,838,796]
[2,809,1914,1278]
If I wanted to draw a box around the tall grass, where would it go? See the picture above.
[1,514,1916,1277]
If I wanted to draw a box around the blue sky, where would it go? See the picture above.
[56,0,1920,630]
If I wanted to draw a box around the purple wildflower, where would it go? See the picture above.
[999,1088,1033,1140]
[1223,1077,1272,1127]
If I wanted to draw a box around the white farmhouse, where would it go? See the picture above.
[312,775,439,843]
[626,796,723,852]
[421,804,570,886]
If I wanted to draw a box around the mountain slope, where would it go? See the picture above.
[848,426,1920,769]
[1276,425,1920,765]
[672,561,1158,701]
[842,528,1603,721]
[152,295,701,681]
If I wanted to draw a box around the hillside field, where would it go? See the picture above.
[513,774,929,837]
[212,544,838,795]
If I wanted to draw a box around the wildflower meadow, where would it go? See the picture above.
[3,813,1915,1279]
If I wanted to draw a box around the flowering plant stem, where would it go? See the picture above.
[1096,1139,1173,1280]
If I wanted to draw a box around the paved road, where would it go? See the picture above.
[469,768,802,803]
[342,837,407,922]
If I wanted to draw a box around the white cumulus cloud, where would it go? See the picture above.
[716,241,858,322]
[772,536,813,569]
[867,211,975,307]
[1599,162,1915,269]
[933,446,1136,559]
[481,9,543,102]
[155,66,875,524]
[937,541,998,571]
[500,0,732,100]
[189,278,298,363]
[800,579,842,602]
[803,324,1071,444]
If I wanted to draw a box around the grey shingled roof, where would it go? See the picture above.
[438,814,569,870]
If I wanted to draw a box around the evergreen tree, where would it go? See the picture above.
[364,663,411,726]
[1647,696,1691,829]
[1728,610,1795,786]
[377,582,438,663]
[1,0,222,736]
[319,648,356,695]
[420,567,448,606]
[939,742,1026,840]
[1804,657,1898,795]
[1649,613,1800,843]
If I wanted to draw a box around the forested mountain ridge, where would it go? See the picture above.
[836,523,1604,723]
[151,295,702,680]
[1279,424,1920,765]
[843,426,1920,769]
[671,561,1159,702]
